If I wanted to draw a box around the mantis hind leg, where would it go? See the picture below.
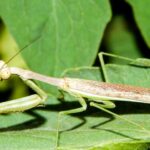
[98,52,150,81]
[0,77,47,113]
[90,100,147,131]
[98,52,133,82]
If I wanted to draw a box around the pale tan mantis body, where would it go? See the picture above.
[0,17,148,150]
[0,52,149,132]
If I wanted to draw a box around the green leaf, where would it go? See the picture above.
[0,64,150,149]
[0,0,111,94]
[59,65,150,149]
[105,64,150,88]
[126,0,150,47]
[0,1,150,150]
[90,142,150,150]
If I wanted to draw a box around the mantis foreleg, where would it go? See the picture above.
[0,77,47,113]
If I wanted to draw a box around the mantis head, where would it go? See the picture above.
[0,61,11,80]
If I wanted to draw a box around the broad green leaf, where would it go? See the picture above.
[0,0,111,94]
[106,64,150,88]
[0,63,150,149]
[127,0,150,47]
[90,142,150,150]
[61,67,103,81]
[0,1,150,150]
[61,60,150,149]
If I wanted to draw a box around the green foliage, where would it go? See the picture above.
[0,0,149,150]
[0,0,111,95]
[127,0,150,47]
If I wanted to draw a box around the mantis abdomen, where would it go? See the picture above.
[64,78,150,103]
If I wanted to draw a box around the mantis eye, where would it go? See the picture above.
[0,60,11,80]
[0,68,11,79]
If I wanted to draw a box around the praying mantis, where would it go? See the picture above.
[0,48,150,133]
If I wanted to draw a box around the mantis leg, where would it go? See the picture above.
[56,95,87,148]
[0,77,47,113]
[98,53,149,131]
[59,95,87,115]
[90,101,147,131]
[98,52,133,82]
[98,52,150,81]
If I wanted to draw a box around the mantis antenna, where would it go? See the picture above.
[4,37,41,70]
[6,36,42,65]
[0,35,42,79]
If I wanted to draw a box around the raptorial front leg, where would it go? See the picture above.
[0,78,47,114]
[22,78,47,104]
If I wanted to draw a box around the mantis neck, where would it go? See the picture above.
[10,67,65,88]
